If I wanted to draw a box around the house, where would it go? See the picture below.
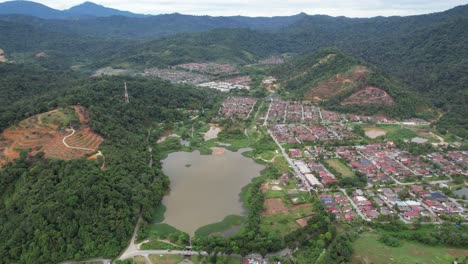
[430,192,448,202]
[289,149,302,158]
[345,213,354,222]
[328,206,339,214]
[404,211,419,220]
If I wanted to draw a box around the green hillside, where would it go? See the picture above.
[271,49,428,119]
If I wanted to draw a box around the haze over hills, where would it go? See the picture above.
[0,0,145,18]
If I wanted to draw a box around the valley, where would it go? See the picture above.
[0,1,466,264]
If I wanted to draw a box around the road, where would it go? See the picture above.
[266,128,312,190]
[119,214,143,261]
[63,128,96,152]
[340,188,369,221]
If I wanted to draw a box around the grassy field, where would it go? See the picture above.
[190,255,241,264]
[260,204,315,237]
[140,240,182,250]
[194,215,244,237]
[352,233,468,264]
[376,124,418,141]
[149,254,185,264]
[325,159,355,178]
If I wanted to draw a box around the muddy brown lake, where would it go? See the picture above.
[161,148,264,235]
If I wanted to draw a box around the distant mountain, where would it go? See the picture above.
[0,0,62,19]
[63,1,145,18]
[0,0,145,18]
[0,12,307,39]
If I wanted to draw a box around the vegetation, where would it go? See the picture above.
[194,215,245,237]
[353,233,468,264]
[0,72,218,263]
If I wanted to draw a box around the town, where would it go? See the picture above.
[223,96,467,225]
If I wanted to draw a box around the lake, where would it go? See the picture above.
[161,148,264,235]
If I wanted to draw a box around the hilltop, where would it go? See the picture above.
[0,0,144,18]
[271,49,427,119]
[0,106,103,167]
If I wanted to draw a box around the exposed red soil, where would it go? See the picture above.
[0,48,6,62]
[341,86,395,106]
[295,216,312,228]
[263,198,288,216]
[73,105,91,123]
[262,198,312,216]
[305,67,368,100]
[0,107,103,167]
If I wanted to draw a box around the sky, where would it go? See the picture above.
[5,0,468,17]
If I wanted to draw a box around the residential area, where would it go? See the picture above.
[257,97,467,225]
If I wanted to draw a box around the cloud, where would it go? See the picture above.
[4,0,467,17]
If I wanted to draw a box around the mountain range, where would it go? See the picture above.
[0,1,466,137]
[0,0,145,18]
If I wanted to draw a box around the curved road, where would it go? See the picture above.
[63,128,96,152]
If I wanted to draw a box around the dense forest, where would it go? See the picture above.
[0,3,467,262]
[0,68,222,263]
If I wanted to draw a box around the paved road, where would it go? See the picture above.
[266,128,311,190]
[340,188,369,221]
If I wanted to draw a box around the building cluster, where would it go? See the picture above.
[320,185,466,223]
[142,68,210,84]
[320,192,357,222]
[175,63,239,75]
[198,81,250,92]
[266,99,398,125]
[270,124,354,145]
[220,97,257,119]
[336,144,467,182]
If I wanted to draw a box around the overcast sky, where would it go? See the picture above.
[5,0,468,17]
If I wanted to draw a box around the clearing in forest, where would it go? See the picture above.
[305,67,368,100]
[341,86,394,106]
[0,106,103,167]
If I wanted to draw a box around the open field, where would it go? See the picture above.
[149,254,185,264]
[190,256,241,264]
[260,203,315,237]
[0,107,102,167]
[352,233,468,264]
[325,159,355,178]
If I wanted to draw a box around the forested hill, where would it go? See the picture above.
[271,49,428,119]
[0,65,222,263]
[0,12,306,39]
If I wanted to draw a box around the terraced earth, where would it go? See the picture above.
[0,106,103,167]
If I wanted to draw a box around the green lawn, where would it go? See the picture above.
[352,233,468,264]
[140,240,182,250]
[260,204,315,237]
[190,255,241,264]
[377,124,418,141]
[149,254,184,264]
[194,215,244,237]
[325,159,355,178]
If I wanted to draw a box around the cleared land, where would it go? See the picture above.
[0,107,102,167]
[261,204,315,237]
[352,233,468,264]
[0,48,6,62]
[304,67,368,100]
[341,86,395,106]
[325,159,355,178]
